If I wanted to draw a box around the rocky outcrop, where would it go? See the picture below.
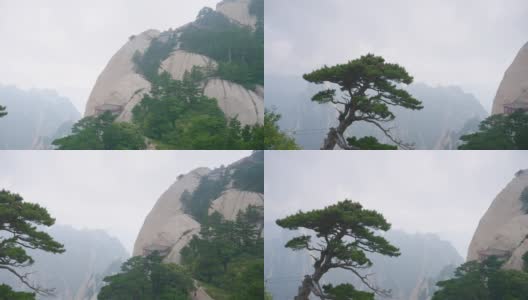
[84,0,263,126]
[84,30,159,120]
[491,42,528,114]
[134,152,264,265]
[216,0,257,29]
[209,189,264,221]
[467,169,528,270]
[204,79,264,125]
[133,167,210,262]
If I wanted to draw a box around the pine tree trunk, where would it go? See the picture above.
[295,276,313,300]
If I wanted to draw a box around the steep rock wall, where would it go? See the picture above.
[216,0,257,29]
[204,79,264,125]
[491,42,528,114]
[467,169,528,270]
[209,189,264,221]
[133,168,210,260]
[84,30,159,119]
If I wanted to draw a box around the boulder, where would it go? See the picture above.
[467,169,528,270]
[491,42,528,114]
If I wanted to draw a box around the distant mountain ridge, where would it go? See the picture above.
[0,85,80,149]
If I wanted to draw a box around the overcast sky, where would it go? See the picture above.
[265,0,528,112]
[265,151,528,258]
[0,150,250,254]
[0,0,219,113]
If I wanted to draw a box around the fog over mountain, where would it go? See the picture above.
[0,0,220,113]
[265,0,528,112]
[0,85,80,149]
[0,226,128,300]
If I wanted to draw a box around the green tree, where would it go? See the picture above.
[98,252,194,300]
[303,54,422,150]
[264,110,300,150]
[0,285,34,300]
[0,105,6,118]
[276,200,400,300]
[433,256,528,300]
[53,112,146,150]
[459,110,528,149]
[347,136,397,150]
[180,209,263,299]
[0,190,65,297]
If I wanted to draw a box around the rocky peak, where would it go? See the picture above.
[491,41,528,114]
[467,170,528,270]
[133,153,263,265]
[216,0,257,29]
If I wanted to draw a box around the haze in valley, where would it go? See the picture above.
[0,150,251,252]
[0,0,220,113]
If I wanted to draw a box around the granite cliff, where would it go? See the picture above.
[491,42,528,115]
[467,169,528,270]
[84,0,263,127]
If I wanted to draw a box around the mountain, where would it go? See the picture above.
[0,85,80,149]
[132,151,263,299]
[265,74,488,149]
[467,169,528,270]
[491,42,528,115]
[84,0,263,127]
[134,151,264,262]
[0,225,128,300]
[265,226,463,300]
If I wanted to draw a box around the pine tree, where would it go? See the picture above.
[276,200,400,300]
[303,54,422,150]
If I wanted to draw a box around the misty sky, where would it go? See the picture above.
[0,150,251,254]
[265,0,528,112]
[0,0,219,114]
[265,151,528,258]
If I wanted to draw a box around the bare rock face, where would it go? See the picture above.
[160,50,218,81]
[467,169,528,270]
[491,42,528,114]
[216,0,257,29]
[204,78,264,125]
[84,30,159,120]
[134,152,264,267]
[133,168,210,262]
[209,189,264,221]
[84,1,263,127]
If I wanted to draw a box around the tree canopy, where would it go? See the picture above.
[303,54,422,150]
[0,190,65,297]
[181,208,264,300]
[276,200,400,300]
[459,110,528,149]
[99,252,194,300]
[433,256,528,300]
[263,110,300,150]
[52,111,146,150]
[0,105,6,118]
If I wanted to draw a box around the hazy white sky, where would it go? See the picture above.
[265,0,528,112]
[265,151,528,258]
[0,0,219,113]
[0,150,251,253]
